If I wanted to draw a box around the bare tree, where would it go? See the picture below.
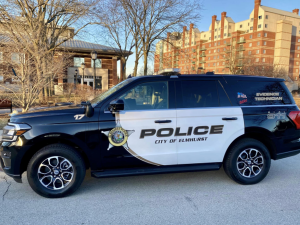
[122,0,201,76]
[0,43,72,112]
[0,0,94,101]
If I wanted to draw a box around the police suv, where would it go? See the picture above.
[1,72,300,198]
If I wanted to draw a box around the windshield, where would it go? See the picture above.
[90,79,135,107]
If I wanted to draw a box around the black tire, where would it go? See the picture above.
[223,138,271,185]
[27,144,86,198]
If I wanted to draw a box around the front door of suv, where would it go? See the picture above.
[175,79,244,164]
[100,80,177,168]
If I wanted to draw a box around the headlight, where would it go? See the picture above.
[2,123,31,142]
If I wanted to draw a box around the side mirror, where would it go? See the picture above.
[109,99,124,112]
[81,101,94,117]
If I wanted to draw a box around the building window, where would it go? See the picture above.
[208,57,210,60]
[224,41,226,44]
[240,25,243,28]
[264,41,267,45]
[262,58,265,62]
[217,62,219,66]
[259,16,262,19]
[218,42,220,45]
[218,49,220,52]
[214,49,216,53]
[204,34,206,38]
[257,41,260,46]
[11,53,25,64]
[251,18,254,22]
[298,39,300,42]
[248,23,249,26]
[250,35,253,39]
[217,55,219,59]
[249,43,252,47]
[298,46,300,50]
[258,33,261,37]
[264,33,267,37]
[296,62,299,66]
[258,24,261,29]
[91,59,102,68]
[256,50,260,54]
[214,42,217,46]
[214,56,216,59]
[215,29,217,32]
[209,50,211,53]
[297,54,299,58]
[297,69,299,73]
[256,58,259,62]
[250,27,253,30]
[249,51,252,55]
[223,62,225,65]
[209,37,211,40]
[229,25,231,29]
[224,33,227,37]
[228,33,231,37]
[209,44,211,47]
[223,48,226,51]
[263,50,266,54]
[215,36,217,39]
[208,63,210,67]
[74,57,85,67]
[266,15,268,19]
[265,24,268,28]
[225,26,227,29]
[213,63,216,66]
[218,35,220,38]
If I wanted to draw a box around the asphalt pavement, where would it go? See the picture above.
[0,154,300,225]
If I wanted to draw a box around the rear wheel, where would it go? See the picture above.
[27,144,86,198]
[224,138,271,185]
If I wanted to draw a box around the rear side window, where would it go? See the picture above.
[227,81,292,106]
[180,80,219,108]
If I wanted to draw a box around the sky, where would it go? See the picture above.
[85,0,300,76]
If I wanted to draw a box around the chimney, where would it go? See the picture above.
[182,26,187,48]
[189,23,194,46]
[167,32,170,51]
[253,0,261,32]
[221,12,227,39]
[293,9,299,15]
[211,15,217,42]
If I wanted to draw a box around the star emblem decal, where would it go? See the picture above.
[102,119,134,150]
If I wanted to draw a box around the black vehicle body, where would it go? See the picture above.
[1,74,300,185]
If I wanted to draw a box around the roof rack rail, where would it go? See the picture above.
[156,68,181,76]
[206,72,214,75]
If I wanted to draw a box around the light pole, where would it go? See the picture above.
[91,50,97,90]
[74,69,78,89]
[81,63,85,85]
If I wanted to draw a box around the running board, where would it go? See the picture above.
[91,163,222,178]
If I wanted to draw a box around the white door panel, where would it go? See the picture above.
[118,110,177,165]
[176,107,244,164]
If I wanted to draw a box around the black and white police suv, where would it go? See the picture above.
[1,72,300,198]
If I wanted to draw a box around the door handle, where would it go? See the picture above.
[155,120,172,123]
[222,117,238,121]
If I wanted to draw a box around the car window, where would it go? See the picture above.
[226,81,292,106]
[117,81,168,110]
[180,80,218,108]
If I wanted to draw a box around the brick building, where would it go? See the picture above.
[0,27,130,90]
[154,0,300,80]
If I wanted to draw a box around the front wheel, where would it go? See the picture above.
[27,144,86,198]
[223,138,271,185]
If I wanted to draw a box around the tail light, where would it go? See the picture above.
[288,111,300,129]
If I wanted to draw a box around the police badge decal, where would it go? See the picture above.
[102,116,134,151]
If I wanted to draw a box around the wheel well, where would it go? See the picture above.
[20,139,90,174]
[223,133,276,162]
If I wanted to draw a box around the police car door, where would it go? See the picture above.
[103,80,177,166]
[176,79,244,164]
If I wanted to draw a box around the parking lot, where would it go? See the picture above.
[1,154,300,225]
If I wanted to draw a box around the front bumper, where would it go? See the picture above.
[0,144,31,183]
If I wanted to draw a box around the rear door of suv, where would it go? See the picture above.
[175,78,245,164]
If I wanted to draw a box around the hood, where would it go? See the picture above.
[9,105,86,124]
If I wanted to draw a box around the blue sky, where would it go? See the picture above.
[86,0,300,75]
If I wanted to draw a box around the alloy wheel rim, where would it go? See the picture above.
[236,148,264,178]
[37,156,74,190]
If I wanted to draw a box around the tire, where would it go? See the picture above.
[223,138,271,185]
[27,144,86,198]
